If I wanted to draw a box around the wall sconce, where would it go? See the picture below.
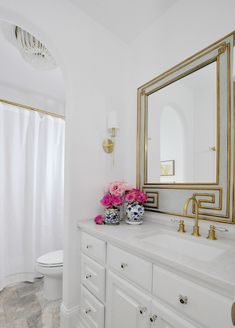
[103,111,119,153]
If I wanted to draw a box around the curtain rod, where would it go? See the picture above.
[0,98,65,120]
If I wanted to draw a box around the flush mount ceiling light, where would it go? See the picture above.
[15,26,57,70]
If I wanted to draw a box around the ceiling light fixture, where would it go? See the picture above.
[15,26,57,70]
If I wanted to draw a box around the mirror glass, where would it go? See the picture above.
[147,61,217,184]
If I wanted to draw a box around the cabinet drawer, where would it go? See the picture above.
[153,265,232,328]
[107,244,152,291]
[81,254,105,302]
[81,232,106,263]
[80,286,104,328]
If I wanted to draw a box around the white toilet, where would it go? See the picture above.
[36,250,63,300]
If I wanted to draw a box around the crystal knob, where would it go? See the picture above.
[139,306,147,315]
[149,314,158,322]
[179,294,188,304]
[85,308,91,314]
[85,274,92,279]
[120,263,128,269]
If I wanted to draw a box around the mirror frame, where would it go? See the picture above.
[137,32,235,223]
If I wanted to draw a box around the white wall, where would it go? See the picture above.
[0,22,65,115]
[0,1,130,326]
[125,0,235,185]
[0,0,235,327]
[0,82,65,115]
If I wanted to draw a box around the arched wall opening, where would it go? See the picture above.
[0,4,131,328]
[0,10,70,325]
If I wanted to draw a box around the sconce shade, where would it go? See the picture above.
[108,110,119,130]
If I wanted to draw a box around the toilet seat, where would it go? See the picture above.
[37,250,63,267]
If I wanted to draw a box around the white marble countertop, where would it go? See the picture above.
[78,216,235,298]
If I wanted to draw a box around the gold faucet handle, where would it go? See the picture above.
[207,225,217,240]
[177,220,186,233]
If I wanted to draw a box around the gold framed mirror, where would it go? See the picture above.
[137,32,235,223]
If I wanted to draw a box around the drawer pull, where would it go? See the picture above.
[149,314,158,322]
[85,274,92,279]
[85,308,92,314]
[139,306,147,315]
[120,263,128,269]
[179,294,188,304]
[86,244,93,249]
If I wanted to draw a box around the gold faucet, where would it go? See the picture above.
[184,196,200,237]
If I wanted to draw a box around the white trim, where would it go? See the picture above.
[60,303,81,328]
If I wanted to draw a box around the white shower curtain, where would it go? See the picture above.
[0,102,64,291]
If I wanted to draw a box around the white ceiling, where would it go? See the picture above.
[0,22,65,114]
[71,0,178,43]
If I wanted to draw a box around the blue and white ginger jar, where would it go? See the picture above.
[126,202,144,225]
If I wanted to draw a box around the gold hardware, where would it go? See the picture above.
[102,138,114,153]
[110,127,116,138]
[207,225,217,240]
[184,196,200,237]
[231,302,235,326]
[137,32,235,224]
[218,43,227,55]
[177,220,186,233]
[0,98,65,119]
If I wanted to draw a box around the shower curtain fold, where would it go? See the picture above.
[0,102,64,291]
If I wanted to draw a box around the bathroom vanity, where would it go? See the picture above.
[77,217,235,328]
[77,31,235,328]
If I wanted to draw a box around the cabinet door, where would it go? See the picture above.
[106,270,152,328]
[150,300,197,328]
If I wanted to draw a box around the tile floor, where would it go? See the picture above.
[0,278,60,327]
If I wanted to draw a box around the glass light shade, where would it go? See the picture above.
[15,26,57,71]
[107,110,119,130]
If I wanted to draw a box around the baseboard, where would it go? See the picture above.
[60,302,81,328]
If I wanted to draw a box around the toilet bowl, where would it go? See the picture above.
[36,250,63,301]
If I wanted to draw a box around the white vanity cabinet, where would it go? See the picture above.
[80,232,106,328]
[106,270,152,328]
[79,229,234,328]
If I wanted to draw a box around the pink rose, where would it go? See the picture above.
[108,181,128,196]
[125,192,136,203]
[112,195,122,206]
[100,194,112,208]
[94,215,104,225]
[136,192,148,204]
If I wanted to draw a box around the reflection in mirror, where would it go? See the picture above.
[147,61,217,184]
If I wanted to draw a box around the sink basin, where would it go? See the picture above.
[139,232,229,261]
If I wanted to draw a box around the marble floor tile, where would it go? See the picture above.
[0,279,61,328]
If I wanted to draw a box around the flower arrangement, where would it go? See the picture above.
[125,188,148,205]
[95,181,130,225]
[94,183,148,225]
[125,188,148,225]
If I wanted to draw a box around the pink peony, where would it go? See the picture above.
[125,192,136,203]
[108,181,129,196]
[125,188,148,204]
[94,215,104,225]
[136,192,148,203]
[112,195,122,206]
[100,194,113,208]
